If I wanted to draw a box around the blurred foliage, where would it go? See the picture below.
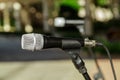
[94,0,110,6]
[60,0,80,10]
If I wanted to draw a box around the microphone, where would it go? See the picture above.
[21,33,96,51]
[54,17,84,27]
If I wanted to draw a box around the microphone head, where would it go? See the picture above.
[21,33,44,51]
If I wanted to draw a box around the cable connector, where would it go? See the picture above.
[84,38,96,47]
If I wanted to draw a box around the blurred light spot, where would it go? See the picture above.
[78,8,86,18]
[13,2,21,10]
[4,24,11,32]
[48,18,53,26]
[78,0,86,6]
[0,2,6,10]
[95,7,113,22]
[25,24,33,33]
[95,7,106,21]
[105,9,113,21]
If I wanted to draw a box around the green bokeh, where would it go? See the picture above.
[97,0,109,6]
[60,0,80,10]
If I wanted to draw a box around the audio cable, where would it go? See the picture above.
[96,42,117,80]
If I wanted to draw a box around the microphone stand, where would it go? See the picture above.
[68,50,91,80]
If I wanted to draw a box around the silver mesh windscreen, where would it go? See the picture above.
[21,33,44,51]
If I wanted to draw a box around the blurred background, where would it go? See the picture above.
[0,0,120,80]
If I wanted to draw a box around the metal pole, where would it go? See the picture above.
[84,0,93,36]
[42,0,50,33]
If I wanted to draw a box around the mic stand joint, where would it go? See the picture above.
[69,52,91,80]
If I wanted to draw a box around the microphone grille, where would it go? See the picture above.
[21,33,44,51]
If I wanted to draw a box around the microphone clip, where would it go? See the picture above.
[68,51,91,80]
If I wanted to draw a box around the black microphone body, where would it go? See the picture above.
[43,36,84,49]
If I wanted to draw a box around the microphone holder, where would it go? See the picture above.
[68,50,91,80]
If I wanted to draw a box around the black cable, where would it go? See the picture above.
[96,43,117,80]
